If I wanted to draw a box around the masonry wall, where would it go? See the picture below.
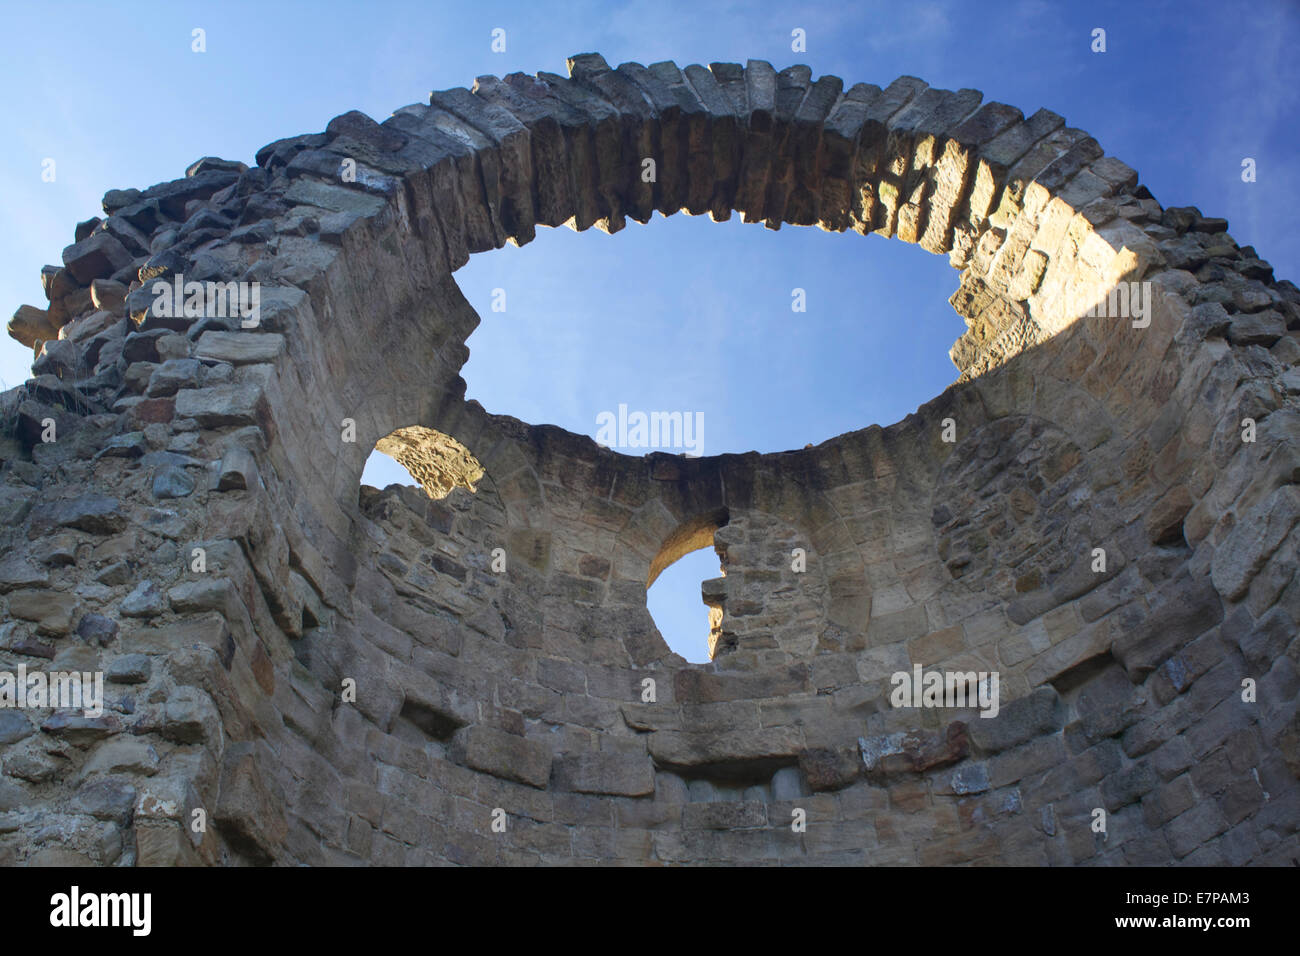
[1,53,1297,865]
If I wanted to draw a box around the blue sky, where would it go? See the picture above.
[3,0,1296,662]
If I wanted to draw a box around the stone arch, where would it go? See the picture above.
[646,504,729,590]
[3,53,1298,867]
[372,425,485,499]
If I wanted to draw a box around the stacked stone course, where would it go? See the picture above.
[0,52,1297,865]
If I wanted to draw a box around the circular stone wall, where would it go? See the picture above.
[1,52,1298,866]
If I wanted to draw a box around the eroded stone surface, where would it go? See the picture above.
[0,53,1296,867]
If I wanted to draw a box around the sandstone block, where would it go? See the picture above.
[0,712,35,746]
[158,687,222,745]
[215,742,288,864]
[174,384,268,428]
[1164,802,1229,859]
[649,726,802,768]
[553,753,654,796]
[62,232,133,284]
[106,654,153,684]
[120,580,167,618]
[0,556,49,592]
[49,494,124,535]
[7,588,78,636]
[682,800,766,830]
[463,726,552,789]
[194,331,285,365]
[1211,486,1300,601]
[968,686,1063,755]
[8,305,58,347]
[71,779,136,823]
[89,278,128,314]
[41,711,122,746]
[1227,310,1286,347]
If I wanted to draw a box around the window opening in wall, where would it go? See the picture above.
[647,544,724,664]
[360,425,483,500]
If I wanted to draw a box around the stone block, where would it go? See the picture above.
[968,686,1063,754]
[553,753,655,796]
[462,726,552,789]
[194,331,286,365]
[1211,486,1300,602]
[62,232,133,284]
[682,800,767,830]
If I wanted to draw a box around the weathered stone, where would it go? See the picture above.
[82,737,160,777]
[0,556,49,592]
[968,687,1063,754]
[0,712,35,746]
[1227,310,1286,347]
[650,726,802,768]
[41,711,122,746]
[120,580,167,618]
[216,445,260,491]
[214,742,287,863]
[1164,802,1229,859]
[76,613,119,646]
[142,169,241,219]
[106,654,153,684]
[47,494,124,535]
[152,465,196,499]
[553,753,654,796]
[462,726,552,788]
[326,110,408,151]
[1112,574,1225,679]
[166,578,233,614]
[194,331,285,365]
[157,687,221,744]
[89,278,129,314]
[187,157,249,177]
[33,339,84,378]
[797,747,860,791]
[102,188,142,214]
[770,765,807,800]
[121,329,168,363]
[682,800,766,829]
[7,588,78,636]
[1145,485,1193,545]
[65,308,122,346]
[1211,486,1300,601]
[948,762,991,795]
[174,384,267,428]
[0,52,1294,870]
[62,232,133,284]
[146,358,203,397]
[8,305,58,347]
[71,778,137,823]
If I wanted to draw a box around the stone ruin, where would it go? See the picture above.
[1,52,1298,866]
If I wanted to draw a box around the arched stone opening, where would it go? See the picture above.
[647,507,729,587]
[372,425,484,500]
[645,507,728,664]
[451,209,965,459]
[645,545,722,664]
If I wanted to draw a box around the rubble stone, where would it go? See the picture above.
[0,53,1294,869]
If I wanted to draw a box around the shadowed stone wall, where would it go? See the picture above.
[2,52,1298,866]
